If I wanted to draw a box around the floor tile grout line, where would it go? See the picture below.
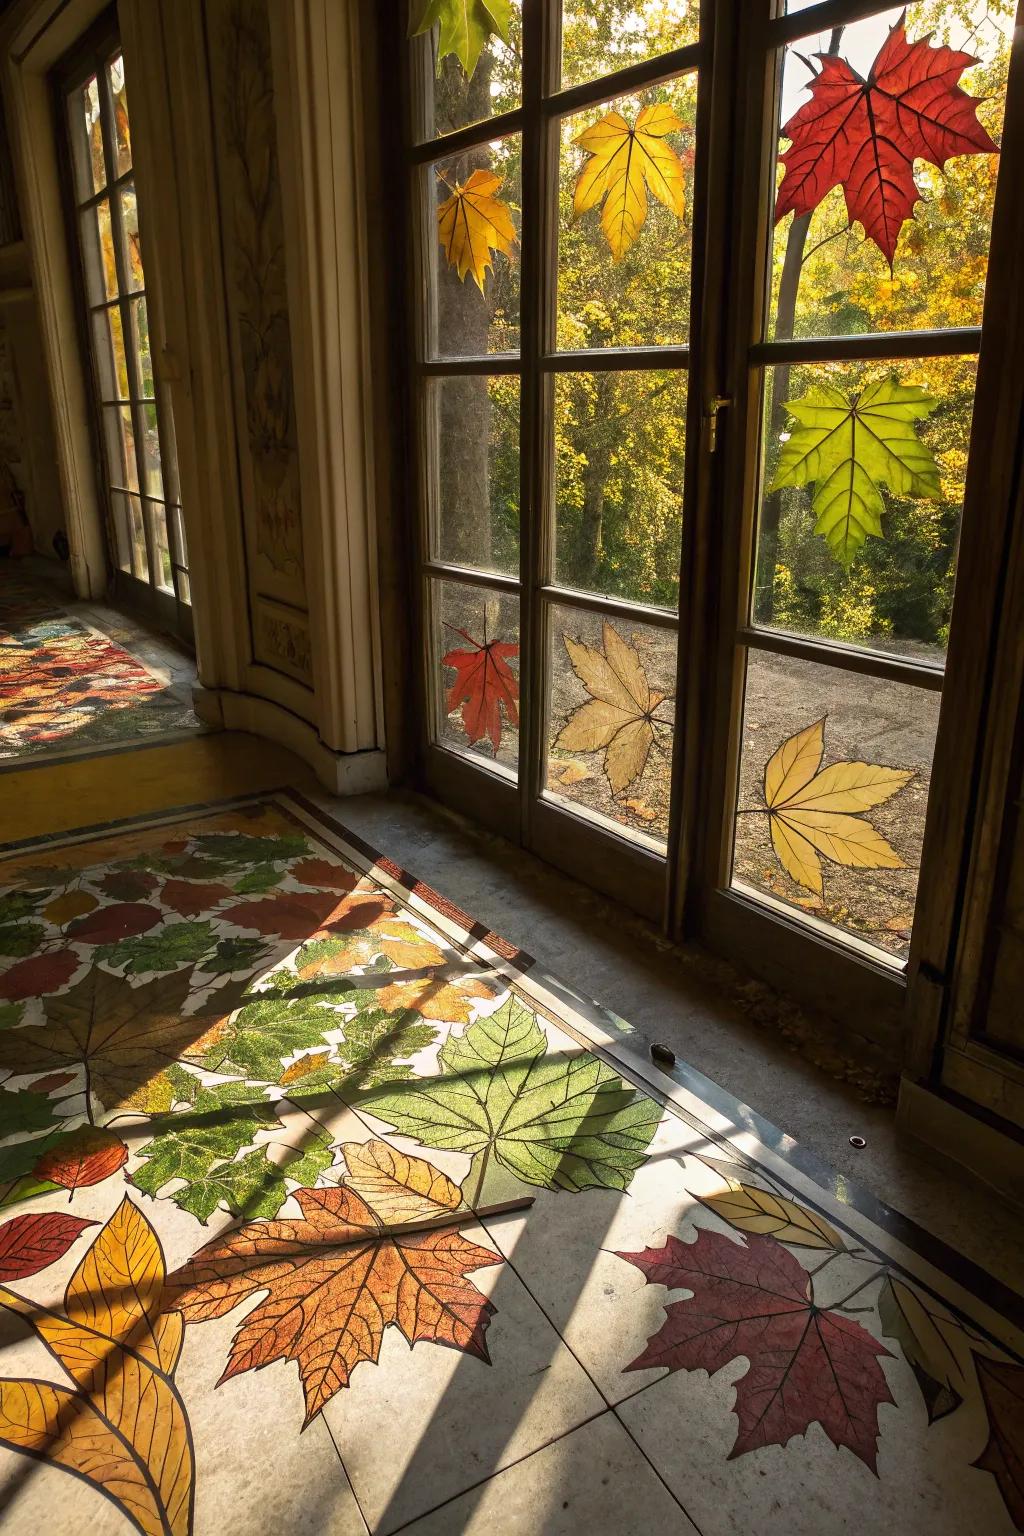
[477,1212,708,1534]
[320,1413,374,1536]
[380,1406,611,1536]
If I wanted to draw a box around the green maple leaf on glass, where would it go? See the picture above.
[410,0,511,79]
[770,378,941,565]
[96,920,219,975]
[132,1076,282,1222]
[0,921,46,957]
[364,996,661,1207]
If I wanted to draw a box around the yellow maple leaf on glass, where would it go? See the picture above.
[760,717,913,898]
[573,103,686,261]
[555,622,669,797]
[437,168,516,291]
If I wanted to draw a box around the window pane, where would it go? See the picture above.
[559,1,699,91]
[558,77,696,350]
[432,578,520,775]
[427,136,520,358]
[169,503,188,569]
[151,503,174,593]
[414,0,521,141]
[103,406,139,492]
[553,369,686,607]
[129,297,154,397]
[768,2,1011,340]
[752,356,978,662]
[108,54,132,176]
[127,493,148,581]
[139,402,163,497]
[81,199,117,302]
[546,603,676,847]
[119,182,144,291]
[177,567,192,606]
[161,396,182,505]
[69,77,105,201]
[432,375,519,577]
[108,492,132,573]
[92,305,128,400]
[730,650,938,961]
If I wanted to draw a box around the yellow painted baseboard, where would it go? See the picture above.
[0,732,315,846]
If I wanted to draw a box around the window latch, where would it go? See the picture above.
[704,395,732,454]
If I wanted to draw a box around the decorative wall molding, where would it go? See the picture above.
[193,684,387,795]
[269,0,385,755]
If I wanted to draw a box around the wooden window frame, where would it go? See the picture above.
[52,14,192,639]
[388,0,1024,1040]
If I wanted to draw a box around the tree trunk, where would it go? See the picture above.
[754,27,844,623]
[572,374,616,586]
[436,55,494,569]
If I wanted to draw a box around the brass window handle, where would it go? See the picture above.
[704,394,732,453]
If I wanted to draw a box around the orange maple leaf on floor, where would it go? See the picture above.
[375,972,494,1023]
[166,1141,501,1423]
[443,627,520,755]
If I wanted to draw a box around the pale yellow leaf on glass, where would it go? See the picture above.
[703,1182,844,1249]
[573,104,686,260]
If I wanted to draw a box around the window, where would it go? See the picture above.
[64,44,191,624]
[400,0,1022,1004]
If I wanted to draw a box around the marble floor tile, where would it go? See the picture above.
[398,1410,700,1535]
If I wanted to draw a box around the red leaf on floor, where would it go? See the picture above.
[0,950,79,1001]
[161,878,234,917]
[443,632,519,755]
[27,1072,77,1095]
[0,1211,97,1281]
[973,1355,1024,1529]
[618,1226,894,1470]
[219,890,348,939]
[99,869,160,902]
[67,902,162,944]
[34,1127,129,1193]
[776,17,998,266]
[290,859,360,892]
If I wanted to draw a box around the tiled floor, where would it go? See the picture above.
[0,785,1019,1535]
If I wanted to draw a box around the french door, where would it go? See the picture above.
[399,0,1023,1019]
[58,23,192,640]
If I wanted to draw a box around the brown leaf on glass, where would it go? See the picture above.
[556,621,667,796]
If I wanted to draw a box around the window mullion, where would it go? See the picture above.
[517,0,552,844]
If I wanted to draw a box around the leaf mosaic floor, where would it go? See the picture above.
[0,570,200,765]
[0,790,1019,1534]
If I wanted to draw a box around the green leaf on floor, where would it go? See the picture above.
[0,1003,25,1031]
[280,1126,337,1188]
[193,993,345,1081]
[96,920,220,975]
[232,864,285,895]
[364,995,662,1203]
[201,937,274,976]
[0,922,47,957]
[131,1078,284,1222]
[0,891,47,924]
[0,1084,60,1138]
[193,832,309,865]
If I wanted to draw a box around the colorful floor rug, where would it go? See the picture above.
[0,791,1019,1535]
[0,570,200,765]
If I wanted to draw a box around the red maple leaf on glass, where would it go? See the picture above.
[775,12,998,266]
[442,626,520,755]
[618,1226,894,1470]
